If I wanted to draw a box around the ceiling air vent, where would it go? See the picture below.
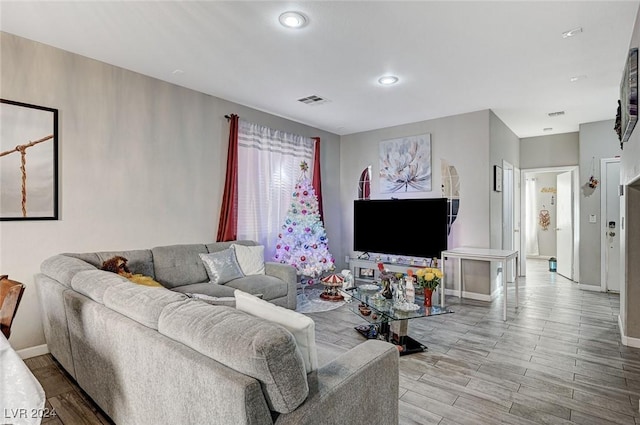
[548,111,565,117]
[297,95,330,105]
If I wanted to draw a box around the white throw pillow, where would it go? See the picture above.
[234,289,318,373]
[231,244,265,275]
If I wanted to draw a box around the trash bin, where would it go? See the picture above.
[549,257,557,272]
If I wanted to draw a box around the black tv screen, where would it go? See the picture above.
[353,198,448,259]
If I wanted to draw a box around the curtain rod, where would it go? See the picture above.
[224,114,236,121]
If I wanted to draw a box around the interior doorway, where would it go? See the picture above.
[520,166,579,281]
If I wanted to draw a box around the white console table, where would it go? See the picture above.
[441,247,519,321]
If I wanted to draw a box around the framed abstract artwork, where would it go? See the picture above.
[0,99,58,220]
[379,133,431,193]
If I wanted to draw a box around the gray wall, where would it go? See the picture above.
[0,32,342,351]
[578,120,622,287]
[620,6,640,340]
[339,110,495,296]
[520,132,579,169]
[489,111,520,251]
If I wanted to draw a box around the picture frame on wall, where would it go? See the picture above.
[379,133,431,193]
[619,47,638,145]
[0,99,59,220]
[494,165,503,192]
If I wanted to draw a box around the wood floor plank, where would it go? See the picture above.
[25,259,640,424]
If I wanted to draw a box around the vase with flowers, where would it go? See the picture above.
[411,267,443,307]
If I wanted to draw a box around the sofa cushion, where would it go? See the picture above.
[171,282,237,297]
[199,250,244,284]
[41,255,98,288]
[186,293,237,307]
[66,249,154,278]
[231,244,266,275]
[235,290,318,374]
[158,301,309,413]
[103,284,188,330]
[71,270,130,304]
[205,240,256,254]
[152,244,208,288]
[224,275,288,300]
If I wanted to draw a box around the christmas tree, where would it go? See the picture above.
[274,162,335,281]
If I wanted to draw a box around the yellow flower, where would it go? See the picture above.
[415,268,425,277]
[425,272,435,281]
[434,269,443,279]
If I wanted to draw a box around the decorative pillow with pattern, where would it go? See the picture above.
[199,249,244,285]
[231,244,265,275]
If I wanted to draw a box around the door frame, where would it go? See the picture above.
[520,165,580,281]
[600,157,621,292]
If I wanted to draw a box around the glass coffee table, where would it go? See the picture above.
[341,284,453,356]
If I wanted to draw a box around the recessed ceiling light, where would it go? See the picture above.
[562,27,583,39]
[279,11,308,29]
[378,75,399,86]
[543,127,553,132]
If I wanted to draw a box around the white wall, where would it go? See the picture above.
[520,132,579,169]
[339,110,493,294]
[578,120,622,287]
[0,32,341,351]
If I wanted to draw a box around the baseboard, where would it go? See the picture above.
[619,315,640,348]
[16,344,49,360]
[445,288,492,302]
[577,284,602,292]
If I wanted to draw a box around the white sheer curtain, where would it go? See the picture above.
[525,178,540,256]
[237,120,315,260]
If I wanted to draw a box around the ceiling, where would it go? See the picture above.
[1,1,639,138]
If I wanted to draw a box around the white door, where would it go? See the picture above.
[601,159,621,292]
[556,171,573,279]
[514,167,521,276]
[502,161,515,282]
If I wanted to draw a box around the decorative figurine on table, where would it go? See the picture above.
[377,262,394,299]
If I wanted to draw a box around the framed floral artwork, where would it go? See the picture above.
[0,99,58,220]
[379,133,431,193]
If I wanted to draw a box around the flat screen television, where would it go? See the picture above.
[353,198,448,259]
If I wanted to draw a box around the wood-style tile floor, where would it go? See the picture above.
[25,259,638,424]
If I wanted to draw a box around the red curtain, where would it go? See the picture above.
[216,115,239,242]
[311,137,324,222]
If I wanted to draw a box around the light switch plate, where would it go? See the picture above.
[589,214,597,223]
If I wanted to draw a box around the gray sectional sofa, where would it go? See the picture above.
[36,241,400,425]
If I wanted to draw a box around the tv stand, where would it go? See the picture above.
[349,258,430,281]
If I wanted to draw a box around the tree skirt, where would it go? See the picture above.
[296,289,345,314]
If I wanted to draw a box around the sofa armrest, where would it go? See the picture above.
[264,262,296,284]
[265,262,297,309]
[274,340,399,425]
